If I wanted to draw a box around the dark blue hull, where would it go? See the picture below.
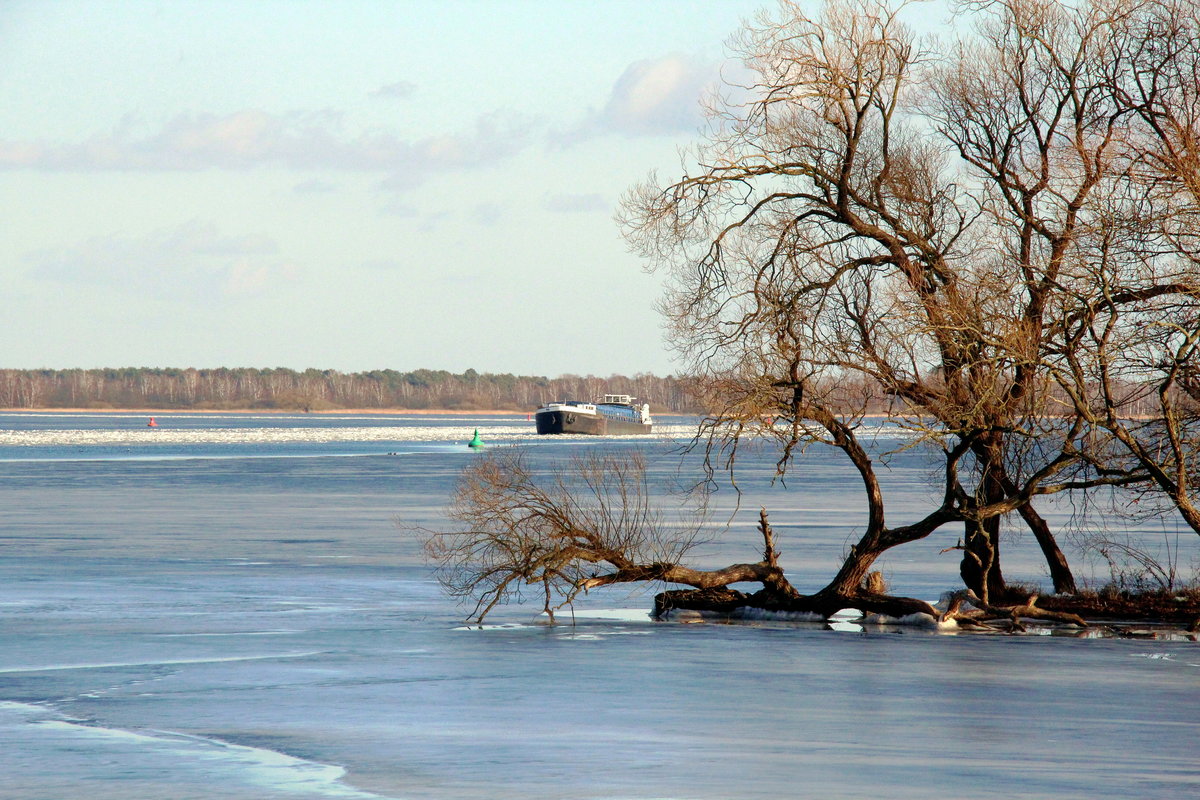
[535,410,651,435]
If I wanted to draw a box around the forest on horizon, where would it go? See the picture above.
[0,367,711,413]
[0,367,1164,418]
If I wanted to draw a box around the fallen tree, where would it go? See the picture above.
[420,448,1091,628]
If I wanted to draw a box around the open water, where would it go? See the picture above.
[1,412,1197,799]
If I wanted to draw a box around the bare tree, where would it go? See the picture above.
[622,0,1126,601]
[425,0,1199,625]
[1049,0,1200,534]
[423,448,719,622]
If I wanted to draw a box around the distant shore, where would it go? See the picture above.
[0,407,523,415]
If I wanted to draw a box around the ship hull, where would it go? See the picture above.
[534,410,651,435]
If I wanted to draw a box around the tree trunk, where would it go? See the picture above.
[825,543,884,597]
[962,444,1008,603]
[979,442,1078,595]
[1015,500,1077,594]
[960,518,1001,604]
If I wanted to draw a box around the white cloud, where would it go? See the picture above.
[378,201,420,218]
[371,81,417,100]
[544,192,607,213]
[417,210,451,232]
[223,259,299,297]
[472,203,503,226]
[548,53,725,147]
[603,54,717,134]
[0,109,534,189]
[292,178,338,193]
[361,258,405,271]
[25,220,299,301]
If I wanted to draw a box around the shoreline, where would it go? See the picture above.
[0,407,524,416]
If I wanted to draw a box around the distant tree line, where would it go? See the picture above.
[0,367,709,413]
[0,366,1166,418]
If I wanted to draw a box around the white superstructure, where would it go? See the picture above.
[534,395,653,434]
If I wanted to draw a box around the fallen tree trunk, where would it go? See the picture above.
[653,586,941,621]
[938,590,1087,628]
[650,510,951,622]
[653,586,1090,628]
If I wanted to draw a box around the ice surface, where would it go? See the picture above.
[1,702,400,800]
[860,612,958,630]
[729,607,826,622]
[0,423,698,448]
[827,620,865,633]
[0,651,324,674]
[2,413,1199,800]
[556,608,655,622]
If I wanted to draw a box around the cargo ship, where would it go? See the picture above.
[534,394,652,435]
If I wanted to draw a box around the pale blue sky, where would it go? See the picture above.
[0,0,778,376]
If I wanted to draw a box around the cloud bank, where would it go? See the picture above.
[0,109,531,187]
[26,220,299,300]
[0,52,725,189]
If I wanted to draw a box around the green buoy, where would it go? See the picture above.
[467,429,484,448]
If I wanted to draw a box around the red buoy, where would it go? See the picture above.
[147,417,158,427]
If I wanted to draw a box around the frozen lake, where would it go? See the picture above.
[1,412,1197,799]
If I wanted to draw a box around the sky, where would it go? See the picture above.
[0,0,779,377]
